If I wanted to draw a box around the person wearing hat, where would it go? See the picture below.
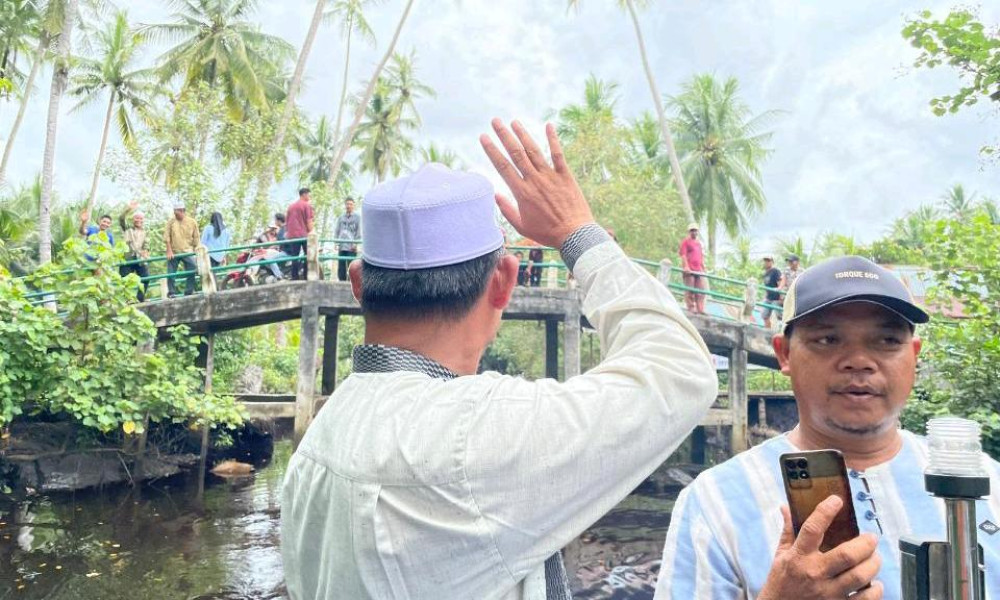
[281,120,718,599]
[655,256,1000,599]
[761,254,782,328]
[119,200,149,301]
[679,222,707,314]
[164,201,199,297]
[783,253,802,293]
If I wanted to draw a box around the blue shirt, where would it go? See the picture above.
[201,226,231,262]
[84,225,114,248]
[655,430,1000,599]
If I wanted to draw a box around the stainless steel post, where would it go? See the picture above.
[945,498,982,600]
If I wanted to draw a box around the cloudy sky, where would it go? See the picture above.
[2,0,997,254]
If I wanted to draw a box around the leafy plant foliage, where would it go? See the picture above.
[0,239,244,433]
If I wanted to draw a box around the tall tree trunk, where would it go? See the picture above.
[39,0,79,264]
[624,0,694,225]
[327,0,415,187]
[254,0,328,213]
[0,35,46,187]
[85,90,115,217]
[327,13,354,186]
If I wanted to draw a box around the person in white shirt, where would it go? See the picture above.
[281,118,718,599]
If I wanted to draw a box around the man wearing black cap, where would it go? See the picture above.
[655,256,1000,599]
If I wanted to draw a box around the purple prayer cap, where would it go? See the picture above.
[362,163,504,269]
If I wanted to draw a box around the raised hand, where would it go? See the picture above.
[759,496,883,600]
[480,119,594,249]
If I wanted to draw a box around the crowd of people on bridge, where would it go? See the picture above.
[678,221,803,327]
[78,187,365,299]
[80,185,801,330]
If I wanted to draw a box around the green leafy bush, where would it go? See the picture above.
[0,239,244,433]
[902,215,1000,456]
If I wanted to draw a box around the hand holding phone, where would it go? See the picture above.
[758,496,883,600]
[757,450,883,600]
[781,449,860,551]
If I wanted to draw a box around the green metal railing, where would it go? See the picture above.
[15,236,786,325]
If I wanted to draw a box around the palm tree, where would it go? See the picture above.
[324,0,381,185]
[775,236,819,269]
[354,78,416,184]
[293,115,353,184]
[719,235,756,281]
[384,50,435,126]
[0,174,77,271]
[940,183,978,220]
[567,0,694,224]
[555,74,618,141]
[980,198,1000,225]
[144,0,294,119]
[418,143,459,168]
[669,74,777,262]
[0,178,38,273]
[70,10,159,217]
[889,204,940,248]
[0,0,40,97]
[39,0,80,264]
[253,0,329,217]
[628,111,662,163]
[327,0,416,188]
[0,0,45,186]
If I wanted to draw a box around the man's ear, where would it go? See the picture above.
[773,333,792,376]
[488,254,520,310]
[348,260,363,303]
[912,336,922,358]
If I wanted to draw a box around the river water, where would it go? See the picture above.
[0,440,686,599]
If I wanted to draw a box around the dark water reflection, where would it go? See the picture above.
[0,441,291,600]
[0,440,682,600]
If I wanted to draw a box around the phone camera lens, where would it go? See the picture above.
[784,459,798,470]
[796,459,808,469]
[789,471,799,480]
[799,470,810,480]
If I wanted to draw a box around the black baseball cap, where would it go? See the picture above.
[783,256,929,325]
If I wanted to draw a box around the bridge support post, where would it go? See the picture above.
[294,305,321,448]
[545,319,559,379]
[306,231,320,281]
[729,336,749,454]
[741,278,758,324]
[322,314,340,396]
[564,308,581,379]
[656,259,674,288]
[196,245,216,294]
[198,333,215,497]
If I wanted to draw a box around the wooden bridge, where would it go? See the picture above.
[140,272,779,454]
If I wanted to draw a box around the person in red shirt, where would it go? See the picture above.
[284,187,315,280]
[678,222,707,314]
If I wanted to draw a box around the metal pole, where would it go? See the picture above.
[945,498,982,600]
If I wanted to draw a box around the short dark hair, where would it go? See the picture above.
[299,187,310,196]
[275,212,285,223]
[345,197,355,204]
[99,214,112,221]
[360,249,503,321]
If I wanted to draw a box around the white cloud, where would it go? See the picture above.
[1,0,996,248]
